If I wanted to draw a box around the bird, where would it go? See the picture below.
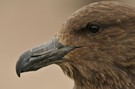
[16,1,135,89]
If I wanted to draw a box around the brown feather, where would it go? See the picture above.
[56,1,135,89]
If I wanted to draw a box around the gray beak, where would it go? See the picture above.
[16,38,77,77]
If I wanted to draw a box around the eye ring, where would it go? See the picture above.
[86,23,102,35]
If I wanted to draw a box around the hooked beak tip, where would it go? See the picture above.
[16,66,21,77]
[16,71,21,77]
[16,61,22,77]
[16,50,31,77]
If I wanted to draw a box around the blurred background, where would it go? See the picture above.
[1,0,135,89]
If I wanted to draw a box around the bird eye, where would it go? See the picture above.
[86,23,102,35]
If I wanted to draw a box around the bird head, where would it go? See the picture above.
[16,1,135,89]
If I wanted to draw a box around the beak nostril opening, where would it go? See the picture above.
[31,54,42,57]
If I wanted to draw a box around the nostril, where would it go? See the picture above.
[31,54,42,57]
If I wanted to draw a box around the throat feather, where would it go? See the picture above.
[58,61,135,89]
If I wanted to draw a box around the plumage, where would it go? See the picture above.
[16,1,135,89]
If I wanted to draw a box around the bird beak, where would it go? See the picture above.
[16,38,77,77]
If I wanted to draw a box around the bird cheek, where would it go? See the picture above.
[63,47,87,61]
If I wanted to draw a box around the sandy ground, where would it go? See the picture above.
[1,0,135,89]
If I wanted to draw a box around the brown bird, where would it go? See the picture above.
[16,1,135,89]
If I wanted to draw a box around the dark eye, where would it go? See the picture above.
[86,24,102,34]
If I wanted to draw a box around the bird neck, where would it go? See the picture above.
[58,60,135,89]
